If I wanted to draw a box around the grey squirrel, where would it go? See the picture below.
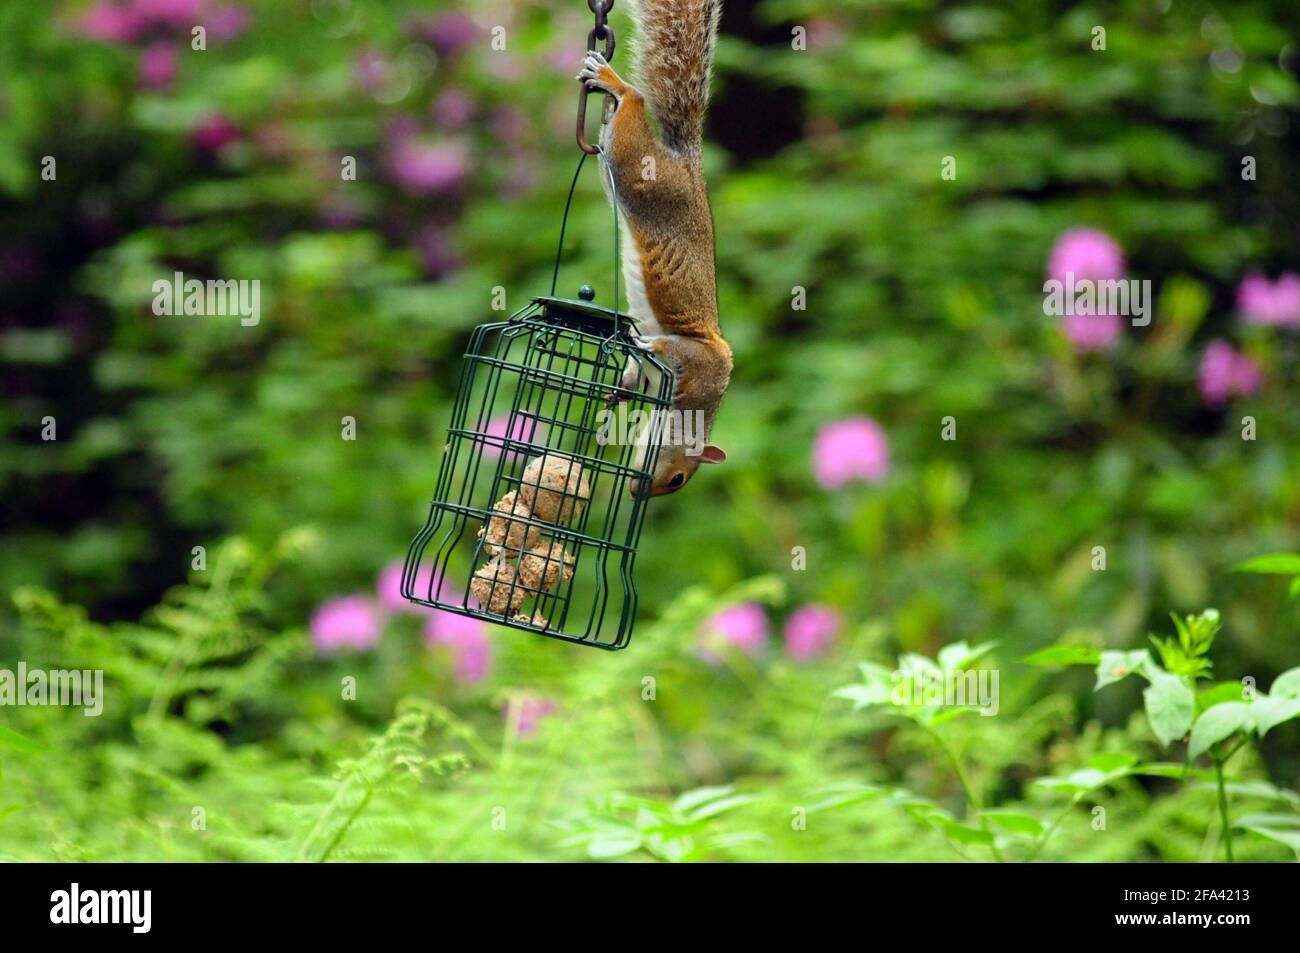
[577,0,731,496]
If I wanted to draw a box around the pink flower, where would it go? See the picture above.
[1061,311,1123,353]
[1237,272,1300,328]
[376,560,450,612]
[354,49,393,94]
[1047,228,1125,283]
[75,2,143,44]
[205,4,249,41]
[193,114,240,152]
[376,562,410,613]
[424,612,491,683]
[699,602,768,662]
[488,107,526,145]
[133,0,202,27]
[386,135,469,195]
[1198,340,1263,406]
[510,697,557,736]
[310,595,382,654]
[783,604,841,662]
[137,42,177,91]
[481,413,543,457]
[812,416,890,489]
[432,89,474,130]
[415,226,459,280]
[425,13,476,58]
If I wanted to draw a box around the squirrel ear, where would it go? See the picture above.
[699,445,727,465]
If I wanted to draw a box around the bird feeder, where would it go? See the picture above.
[402,286,675,650]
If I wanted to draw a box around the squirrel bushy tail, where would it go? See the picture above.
[626,0,722,156]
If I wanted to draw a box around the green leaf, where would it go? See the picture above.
[1143,671,1195,747]
[1188,702,1252,758]
[1250,694,1300,738]
[939,820,994,845]
[805,784,888,813]
[1037,754,1138,796]
[898,652,940,676]
[1088,752,1139,774]
[671,786,736,815]
[0,726,48,754]
[923,706,976,727]
[831,683,892,710]
[1234,553,1300,575]
[1095,650,1151,689]
[1019,644,1102,667]
[1196,680,1248,714]
[1271,667,1300,699]
[681,793,760,822]
[981,811,1044,838]
[937,640,996,671]
[1234,812,1300,829]
[585,835,643,859]
[1239,826,1300,852]
[1215,781,1300,806]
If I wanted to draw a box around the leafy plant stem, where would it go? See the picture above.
[1213,757,1234,863]
[1025,795,1080,863]
[927,726,1003,862]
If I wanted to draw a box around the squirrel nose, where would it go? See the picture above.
[628,477,645,498]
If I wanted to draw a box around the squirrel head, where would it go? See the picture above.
[630,443,727,498]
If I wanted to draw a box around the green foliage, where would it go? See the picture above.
[1,0,1299,862]
[555,786,763,862]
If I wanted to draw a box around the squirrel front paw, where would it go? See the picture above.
[576,51,618,97]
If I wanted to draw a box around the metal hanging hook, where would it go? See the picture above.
[576,0,616,155]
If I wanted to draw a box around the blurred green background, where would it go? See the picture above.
[0,0,1298,861]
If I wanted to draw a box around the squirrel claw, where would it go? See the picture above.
[578,51,614,92]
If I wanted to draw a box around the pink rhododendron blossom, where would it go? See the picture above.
[812,416,890,488]
[426,13,476,57]
[137,42,177,90]
[432,89,474,130]
[509,697,557,736]
[76,2,143,44]
[415,226,459,280]
[193,114,240,151]
[699,602,768,662]
[481,413,543,457]
[133,0,202,27]
[1061,311,1123,352]
[386,135,468,195]
[310,595,381,653]
[1237,272,1300,328]
[1046,228,1125,283]
[783,604,841,661]
[378,560,452,611]
[205,4,249,41]
[1198,340,1263,406]
[354,49,393,94]
[424,612,490,683]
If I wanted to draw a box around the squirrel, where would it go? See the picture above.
[577,0,731,497]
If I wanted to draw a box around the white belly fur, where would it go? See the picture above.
[618,219,666,399]
[620,220,660,335]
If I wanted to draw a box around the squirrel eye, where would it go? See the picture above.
[668,472,685,488]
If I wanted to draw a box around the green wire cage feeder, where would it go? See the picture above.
[403,142,675,648]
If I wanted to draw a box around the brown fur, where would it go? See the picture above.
[577,0,730,497]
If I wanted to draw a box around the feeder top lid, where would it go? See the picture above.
[530,292,637,335]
